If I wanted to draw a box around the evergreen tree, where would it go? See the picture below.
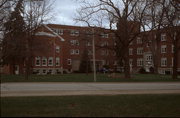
[2,0,27,73]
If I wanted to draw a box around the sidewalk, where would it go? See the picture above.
[1,82,180,97]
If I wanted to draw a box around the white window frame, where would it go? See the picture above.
[35,57,41,66]
[137,48,143,55]
[75,49,79,55]
[161,45,167,53]
[48,57,53,66]
[137,58,143,66]
[55,57,60,66]
[161,33,166,41]
[67,59,72,65]
[161,58,167,67]
[100,33,109,38]
[56,46,60,53]
[146,54,152,61]
[129,48,133,55]
[70,40,79,46]
[70,49,74,55]
[137,37,142,44]
[52,28,63,35]
[42,57,47,66]
[70,30,79,36]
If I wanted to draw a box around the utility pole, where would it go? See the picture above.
[92,28,96,82]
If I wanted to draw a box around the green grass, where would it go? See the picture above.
[1,73,180,83]
[1,94,180,117]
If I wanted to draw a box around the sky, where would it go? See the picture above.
[50,0,82,26]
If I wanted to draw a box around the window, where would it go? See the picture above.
[100,33,109,38]
[67,59,72,65]
[161,33,166,41]
[56,46,60,53]
[55,57,60,66]
[146,54,152,61]
[70,30,79,36]
[70,49,74,55]
[35,57,41,66]
[75,49,79,55]
[70,40,79,46]
[48,57,53,66]
[161,58,167,67]
[137,58,143,66]
[70,49,79,55]
[137,48,143,55]
[42,57,47,66]
[161,45,167,53]
[137,37,142,44]
[52,28,63,35]
[129,48,133,55]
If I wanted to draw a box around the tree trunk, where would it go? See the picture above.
[172,40,178,79]
[153,53,159,74]
[124,51,131,79]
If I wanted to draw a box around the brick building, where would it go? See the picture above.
[1,24,180,75]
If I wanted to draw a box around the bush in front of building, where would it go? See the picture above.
[139,67,146,74]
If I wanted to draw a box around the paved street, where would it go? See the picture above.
[1,82,180,97]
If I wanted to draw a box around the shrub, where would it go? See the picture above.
[139,67,146,74]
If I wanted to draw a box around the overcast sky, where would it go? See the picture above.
[50,0,82,26]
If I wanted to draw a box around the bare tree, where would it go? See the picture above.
[140,0,168,74]
[23,0,54,78]
[1,0,54,78]
[163,0,180,79]
[75,0,149,78]
[142,0,180,78]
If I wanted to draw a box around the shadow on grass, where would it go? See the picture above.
[1,73,180,83]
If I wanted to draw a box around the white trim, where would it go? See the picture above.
[43,24,65,41]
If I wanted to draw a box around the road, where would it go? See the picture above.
[1,82,180,97]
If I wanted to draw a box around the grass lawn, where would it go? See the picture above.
[1,73,180,83]
[1,94,180,117]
